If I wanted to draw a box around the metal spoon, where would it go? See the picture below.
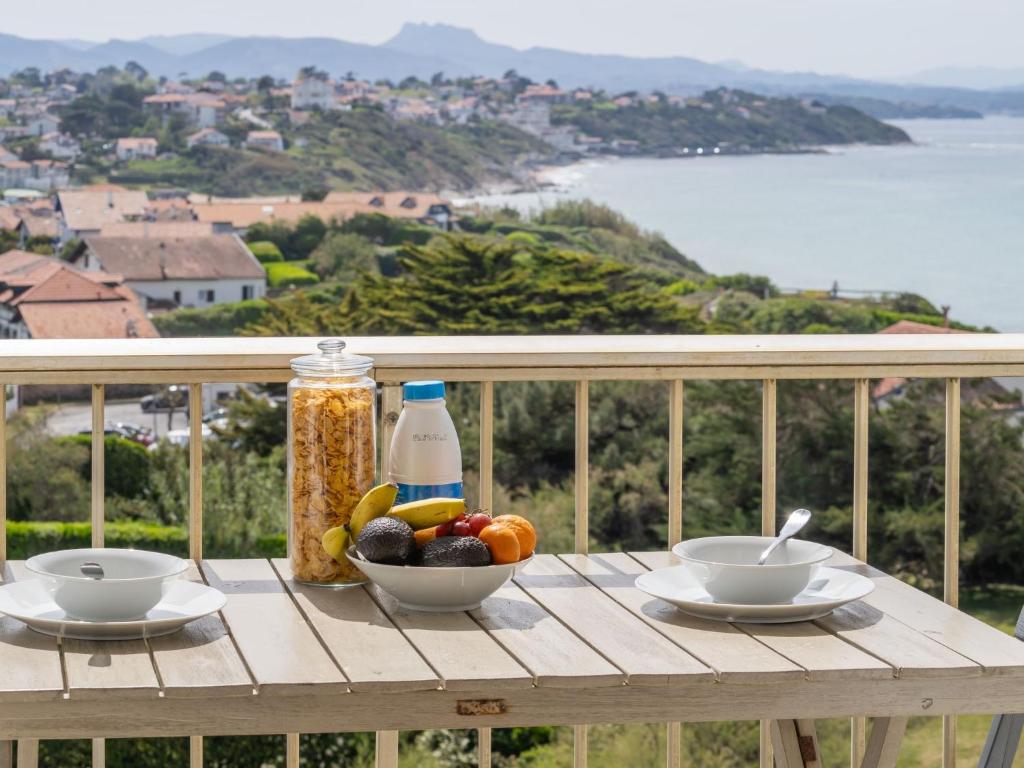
[80,562,105,580]
[758,508,812,565]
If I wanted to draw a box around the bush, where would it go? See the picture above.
[265,261,320,287]
[58,434,151,499]
[6,520,188,559]
[310,232,378,281]
[247,240,284,263]
[153,299,270,336]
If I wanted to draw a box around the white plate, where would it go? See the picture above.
[0,579,226,640]
[635,565,874,623]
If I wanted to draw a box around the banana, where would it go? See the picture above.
[321,525,351,565]
[387,498,466,530]
[347,482,399,539]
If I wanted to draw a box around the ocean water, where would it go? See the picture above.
[462,117,1024,331]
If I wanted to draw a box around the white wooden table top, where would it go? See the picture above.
[1,550,1023,740]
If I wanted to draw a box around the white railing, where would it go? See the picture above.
[3,333,1023,768]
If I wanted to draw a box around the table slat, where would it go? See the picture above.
[470,580,626,688]
[828,552,1024,674]
[148,564,254,698]
[514,555,714,685]
[200,559,347,695]
[0,563,64,702]
[62,638,161,699]
[630,551,893,682]
[366,584,534,691]
[562,552,803,682]
[271,559,439,693]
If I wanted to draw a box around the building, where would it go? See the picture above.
[244,130,284,152]
[23,159,70,191]
[71,234,267,309]
[186,128,230,149]
[0,250,157,339]
[0,145,16,163]
[25,113,60,136]
[56,187,151,242]
[291,77,336,110]
[322,191,454,228]
[143,93,225,128]
[38,132,82,160]
[0,160,31,189]
[115,138,158,161]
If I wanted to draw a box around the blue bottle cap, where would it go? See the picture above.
[403,380,446,401]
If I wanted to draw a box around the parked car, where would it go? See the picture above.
[140,385,187,414]
[78,422,155,447]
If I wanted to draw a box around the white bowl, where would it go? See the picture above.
[351,548,532,612]
[25,548,188,622]
[672,536,832,605]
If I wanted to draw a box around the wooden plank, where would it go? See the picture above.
[574,724,587,768]
[365,584,533,691]
[944,377,961,768]
[200,559,347,696]
[188,383,203,561]
[666,722,681,768]
[564,553,802,682]
[286,732,299,768]
[762,379,777,537]
[827,552,1024,673]
[375,731,398,768]
[852,378,870,768]
[514,555,714,685]
[862,717,908,768]
[478,727,492,768]
[0,564,64,702]
[667,379,683,547]
[91,384,104,547]
[148,564,253,699]
[469,579,624,688]
[92,739,104,768]
[575,380,589,554]
[794,720,822,768]
[14,740,36,768]
[189,737,202,768]
[978,713,1024,768]
[479,381,494,513]
[271,559,438,693]
[62,636,161,700]
[629,551,893,682]
[0,393,6,560]
[771,720,803,768]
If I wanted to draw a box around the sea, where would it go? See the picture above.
[460,116,1024,332]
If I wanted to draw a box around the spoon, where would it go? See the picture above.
[80,562,105,580]
[758,508,812,565]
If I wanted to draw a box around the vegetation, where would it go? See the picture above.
[265,260,320,287]
[246,240,284,263]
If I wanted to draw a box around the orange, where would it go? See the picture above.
[414,525,439,549]
[491,515,537,559]
[478,524,520,565]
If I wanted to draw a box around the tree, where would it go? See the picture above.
[298,66,328,82]
[125,60,148,81]
[256,75,275,92]
[310,232,378,282]
[291,214,328,258]
[205,70,227,83]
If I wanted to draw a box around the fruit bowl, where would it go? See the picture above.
[349,547,533,612]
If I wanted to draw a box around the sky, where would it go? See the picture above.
[4,0,1024,79]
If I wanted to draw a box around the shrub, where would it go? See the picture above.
[265,261,320,288]
[58,434,151,499]
[247,240,284,263]
[310,232,378,281]
[6,520,188,559]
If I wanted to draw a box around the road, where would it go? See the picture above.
[43,400,189,438]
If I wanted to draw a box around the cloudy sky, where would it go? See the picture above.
[4,0,1022,79]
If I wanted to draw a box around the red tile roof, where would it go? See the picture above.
[874,319,969,399]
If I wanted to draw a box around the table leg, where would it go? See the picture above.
[861,717,908,768]
[771,720,821,768]
[978,713,1024,768]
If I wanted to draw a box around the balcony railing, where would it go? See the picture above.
[3,333,1024,768]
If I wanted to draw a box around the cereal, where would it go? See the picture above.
[289,381,376,584]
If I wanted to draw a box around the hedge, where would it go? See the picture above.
[5,521,287,560]
[247,240,284,263]
[57,434,151,498]
[265,261,320,288]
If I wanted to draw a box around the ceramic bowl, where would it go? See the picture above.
[25,548,188,621]
[350,548,532,612]
[672,536,832,605]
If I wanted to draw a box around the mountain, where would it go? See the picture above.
[901,66,1024,91]
[2,25,1023,113]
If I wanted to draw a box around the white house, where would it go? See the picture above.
[244,130,284,152]
[143,93,224,128]
[71,234,267,309]
[25,113,60,136]
[115,138,158,161]
[186,128,230,149]
[38,132,82,161]
[291,77,336,110]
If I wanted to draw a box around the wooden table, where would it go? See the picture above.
[2,551,1024,768]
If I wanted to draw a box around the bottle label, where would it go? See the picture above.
[396,481,464,504]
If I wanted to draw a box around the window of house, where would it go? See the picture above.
[200,289,216,303]
[173,290,182,305]
[242,285,254,300]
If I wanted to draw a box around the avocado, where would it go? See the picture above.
[421,536,492,567]
[356,517,415,565]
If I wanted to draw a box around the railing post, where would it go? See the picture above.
[667,379,684,767]
[377,384,403,768]
[286,732,299,768]
[91,385,106,768]
[188,383,204,768]
[479,381,495,768]
[943,378,961,768]
[851,378,870,767]
[575,379,590,768]
[760,379,777,768]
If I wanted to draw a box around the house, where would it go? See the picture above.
[23,159,70,191]
[0,100,15,119]
[191,200,359,233]
[0,146,17,163]
[14,203,59,244]
[0,250,157,339]
[56,187,151,242]
[38,132,82,160]
[244,130,284,152]
[291,77,336,110]
[143,93,225,128]
[0,160,31,189]
[115,138,158,161]
[25,113,60,136]
[322,191,454,228]
[71,234,267,309]
[186,128,230,149]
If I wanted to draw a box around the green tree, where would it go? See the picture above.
[310,232,378,282]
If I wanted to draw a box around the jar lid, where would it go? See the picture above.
[290,339,373,377]
[403,380,445,401]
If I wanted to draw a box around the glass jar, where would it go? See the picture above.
[287,339,376,586]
